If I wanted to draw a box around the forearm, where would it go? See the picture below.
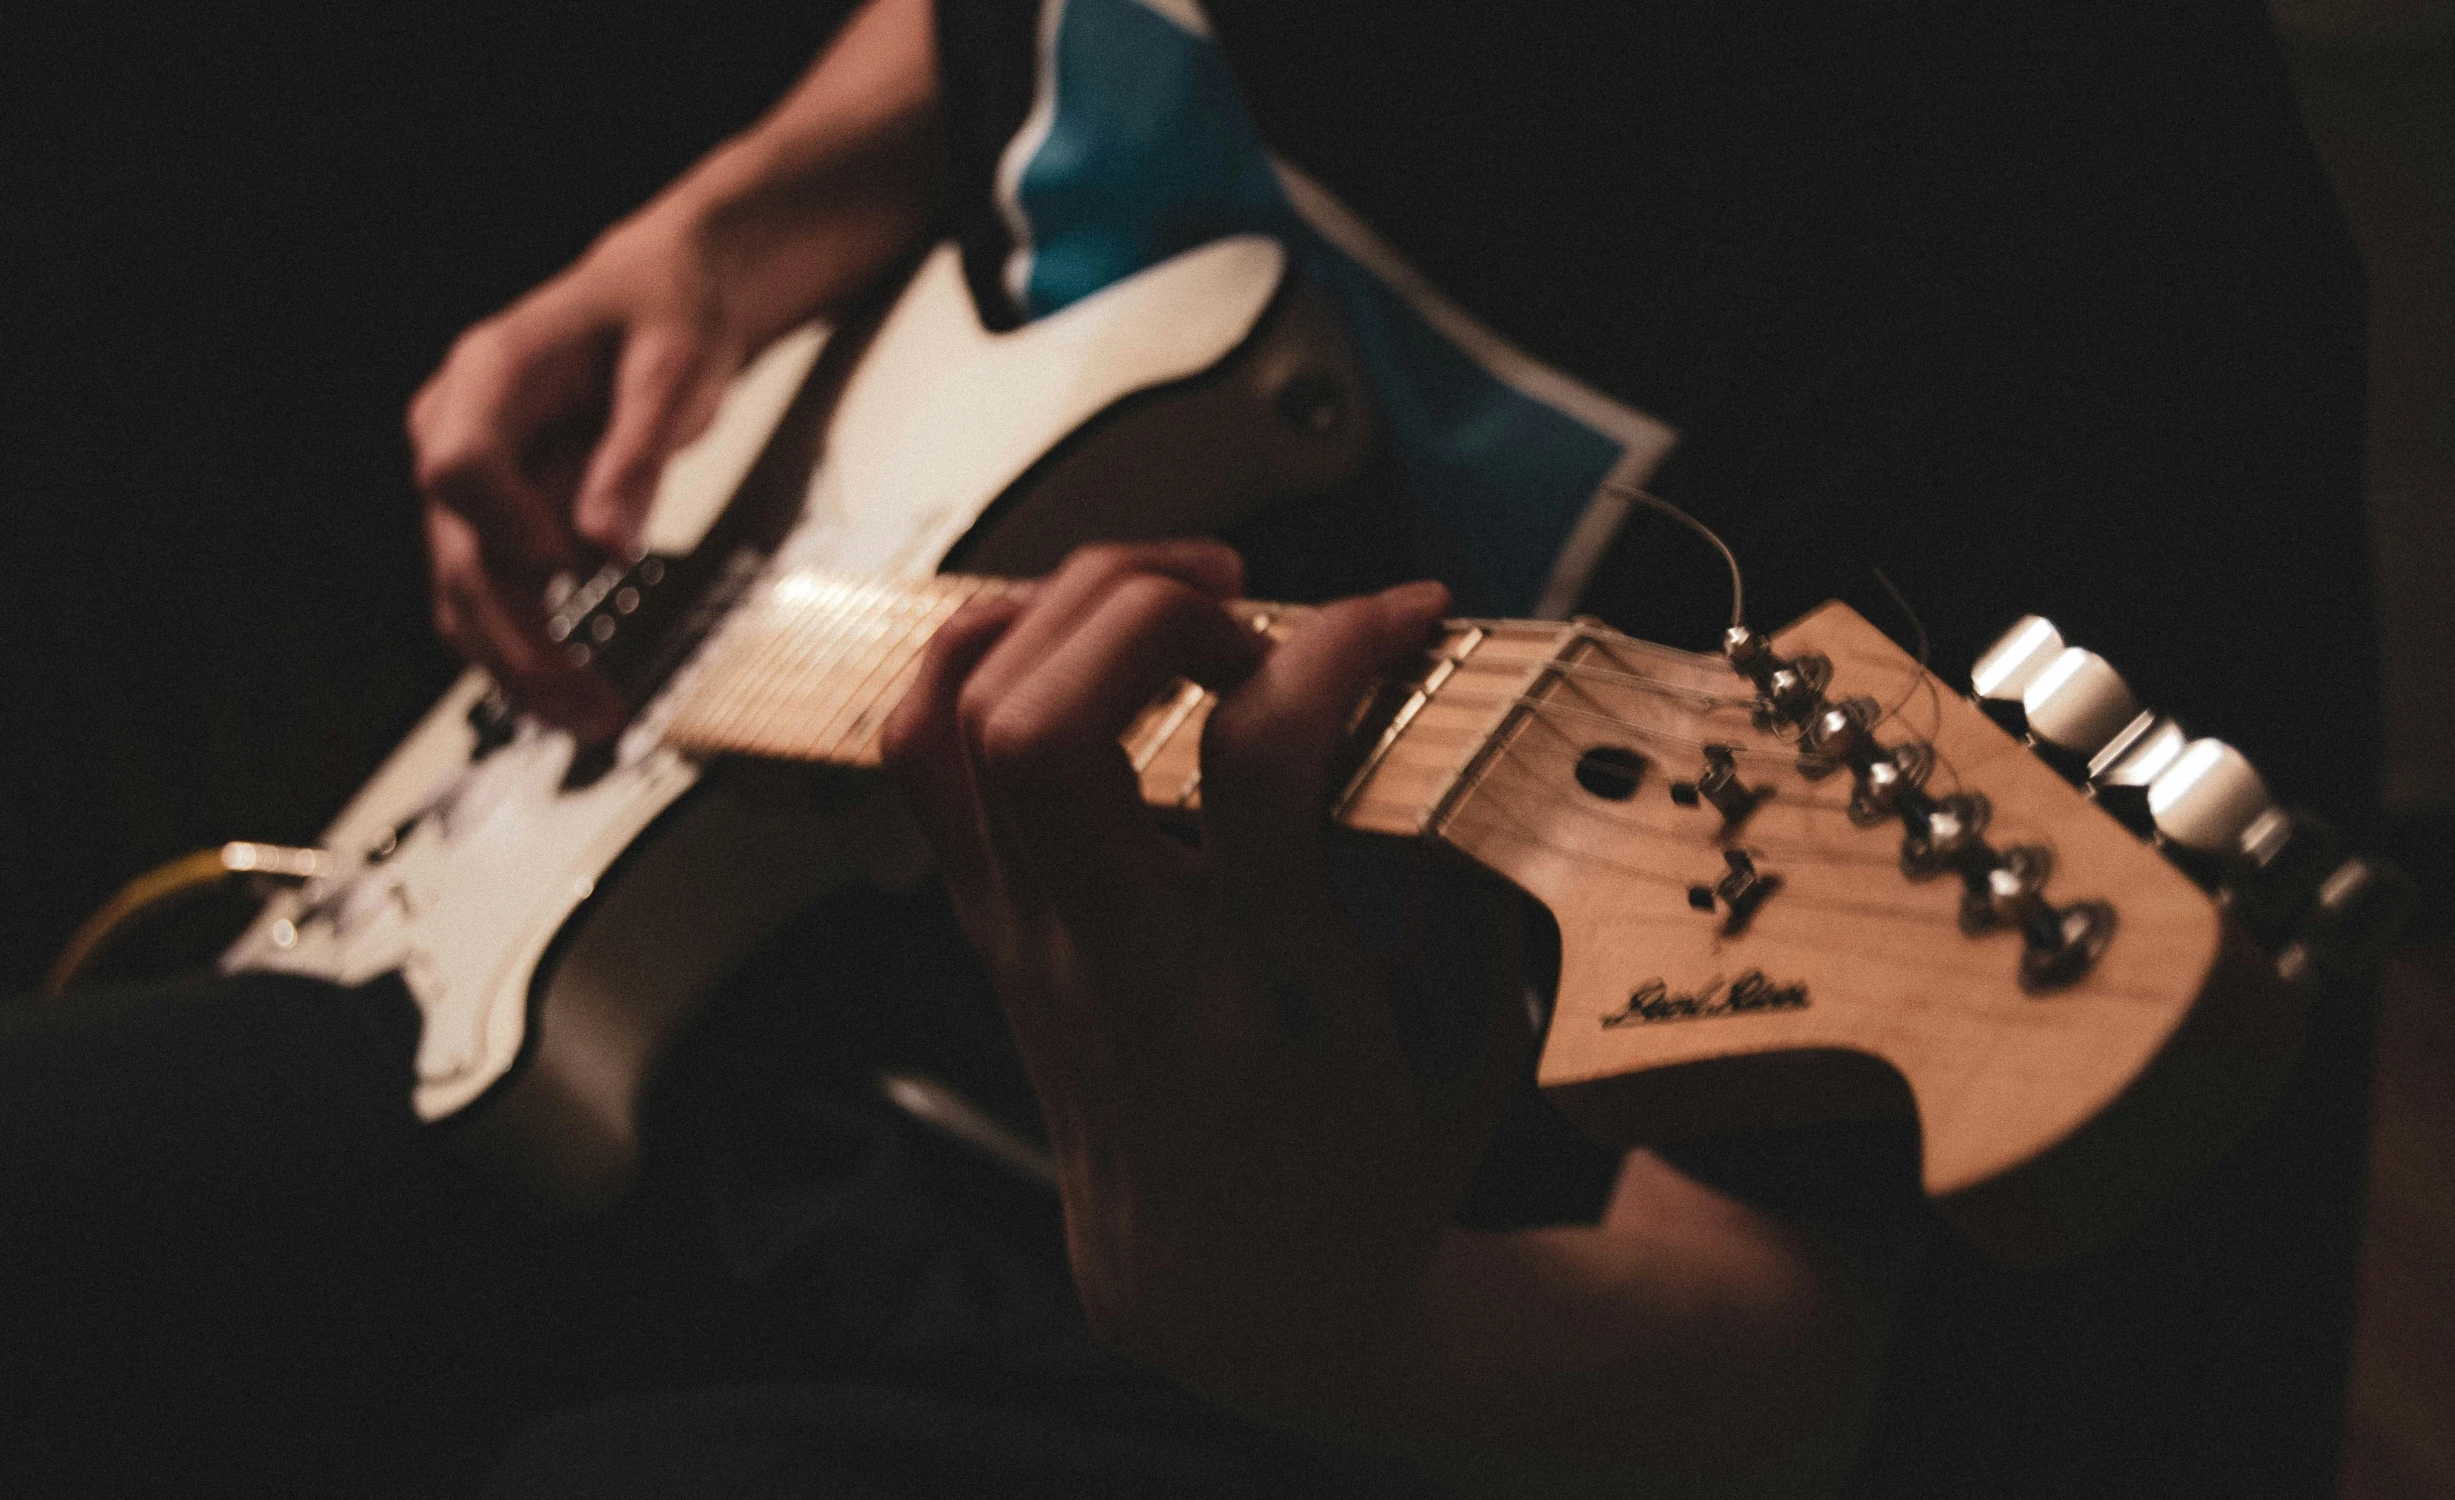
[617,0,945,346]
[1401,1222,1867,1469]
[1187,1155,1886,1482]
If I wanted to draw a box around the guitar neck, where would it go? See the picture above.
[657,568,1574,839]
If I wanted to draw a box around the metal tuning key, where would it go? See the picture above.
[1724,616,2115,990]
[1724,624,1831,732]
[2086,713,2189,835]
[2143,738,2273,883]
[2019,648,2149,783]
[1969,613,2415,989]
[1969,615,2065,737]
[2277,859,2417,984]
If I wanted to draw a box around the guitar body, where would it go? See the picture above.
[223,236,1382,1207]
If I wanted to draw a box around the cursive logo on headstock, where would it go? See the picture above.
[1601,970,1810,1028]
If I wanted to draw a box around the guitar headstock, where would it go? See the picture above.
[1426,601,2404,1261]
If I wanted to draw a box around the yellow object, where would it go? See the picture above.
[44,848,260,998]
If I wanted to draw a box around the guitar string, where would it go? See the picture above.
[683,624,1935,792]
[1595,478,1747,633]
[797,584,959,756]
[772,579,908,754]
[1439,777,1972,931]
[1488,727,2061,888]
[683,572,1949,794]
[668,583,2025,934]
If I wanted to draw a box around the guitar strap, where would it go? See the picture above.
[939,0,1677,620]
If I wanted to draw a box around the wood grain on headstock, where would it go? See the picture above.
[1434,602,2251,1254]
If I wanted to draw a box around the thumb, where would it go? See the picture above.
[572,325,742,554]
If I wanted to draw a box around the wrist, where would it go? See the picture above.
[638,2,944,351]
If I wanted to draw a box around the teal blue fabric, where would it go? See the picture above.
[1007,0,1630,619]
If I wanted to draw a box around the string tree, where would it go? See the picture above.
[1686,847,1781,934]
[1669,744,1765,829]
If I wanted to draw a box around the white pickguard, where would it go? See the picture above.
[223,237,1290,1123]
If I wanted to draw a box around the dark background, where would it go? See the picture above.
[3,4,2443,1003]
[0,1,858,996]
[1,6,2450,1493]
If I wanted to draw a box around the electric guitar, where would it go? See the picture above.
[218,237,2404,1263]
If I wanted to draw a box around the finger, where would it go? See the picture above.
[571,323,741,556]
[968,572,1266,931]
[1200,579,1451,1012]
[880,588,1033,939]
[425,503,627,738]
[408,317,603,573]
[957,540,1244,719]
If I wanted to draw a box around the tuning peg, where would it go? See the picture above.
[2020,649,2149,780]
[2086,713,2189,835]
[2278,858,2416,984]
[2145,739,2273,881]
[1971,616,2065,736]
[2228,807,2346,947]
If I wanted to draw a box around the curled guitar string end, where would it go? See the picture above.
[1597,478,1747,635]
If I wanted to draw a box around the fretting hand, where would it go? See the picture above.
[880,539,1515,1408]
[883,541,1872,1477]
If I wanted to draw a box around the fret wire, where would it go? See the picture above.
[779,579,932,757]
[811,582,970,760]
[1329,627,1491,820]
[1129,681,1211,773]
[700,593,797,752]
[1134,715,1210,795]
[1132,690,1212,786]
[836,632,939,765]
[728,577,851,746]
[831,576,999,765]
[674,602,760,745]
[702,596,806,748]
[740,578,885,753]
[728,582,844,750]
[674,588,1803,833]
[659,624,726,746]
